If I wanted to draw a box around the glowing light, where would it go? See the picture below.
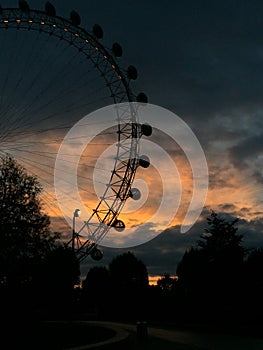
[74,208,81,217]
[40,21,45,25]
[3,19,9,23]
[112,64,115,69]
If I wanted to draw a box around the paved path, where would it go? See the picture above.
[99,321,263,350]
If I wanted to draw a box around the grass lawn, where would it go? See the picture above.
[5,321,116,349]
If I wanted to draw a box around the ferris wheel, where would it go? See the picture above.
[0,1,152,261]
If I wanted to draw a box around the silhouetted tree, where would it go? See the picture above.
[197,211,244,261]
[108,252,149,320]
[35,245,80,310]
[176,211,246,321]
[0,156,59,291]
[149,273,180,321]
[80,253,149,320]
[157,273,178,293]
[109,251,148,290]
[0,155,82,322]
[243,247,263,320]
[245,248,263,287]
[176,247,208,305]
[81,266,110,318]
[82,266,110,293]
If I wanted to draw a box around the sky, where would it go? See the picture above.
[1,0,263,279]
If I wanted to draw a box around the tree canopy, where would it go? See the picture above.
[0,155,80,316]
[109,251,149,289]
[81,251,149,320]
[0,156,67,291]
[157,273,178,293]
[197,211,244,261]
[0,155,59,264]
[176,210,246,320]
[177,211,245,278]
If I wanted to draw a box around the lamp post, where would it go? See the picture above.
[72,208,81,253]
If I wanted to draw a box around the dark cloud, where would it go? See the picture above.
[218,203,237,212]
[14,0,263,121]
[253,170,263,184]
[228,134,263,170]
[79,211,263,277]
[80,226,199,277]
[208,165,235,190]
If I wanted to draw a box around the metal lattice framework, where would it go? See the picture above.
[0,2,151,262]
[71,104,147,262]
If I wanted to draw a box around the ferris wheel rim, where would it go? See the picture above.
[0,7,134,102]
[0,5,147,260]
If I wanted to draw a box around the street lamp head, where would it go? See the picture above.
[74,208,81,217]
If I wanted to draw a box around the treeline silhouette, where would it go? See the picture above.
[0,156,79,321]
[79,211,263,327]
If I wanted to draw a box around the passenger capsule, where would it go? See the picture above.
[93,24,103,39]
[141,123,152,137]
[136,92,148,104]
[70,10,81,26]
[112,219,125,232]
[139,155,150,168]
[45,2,56,17]
[91,247,103,261]
[112,42,123,57]
[127,65,138,80]
[130,188,141,200]
[19,0,30,12]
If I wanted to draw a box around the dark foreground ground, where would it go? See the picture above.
[3,318,263,350]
